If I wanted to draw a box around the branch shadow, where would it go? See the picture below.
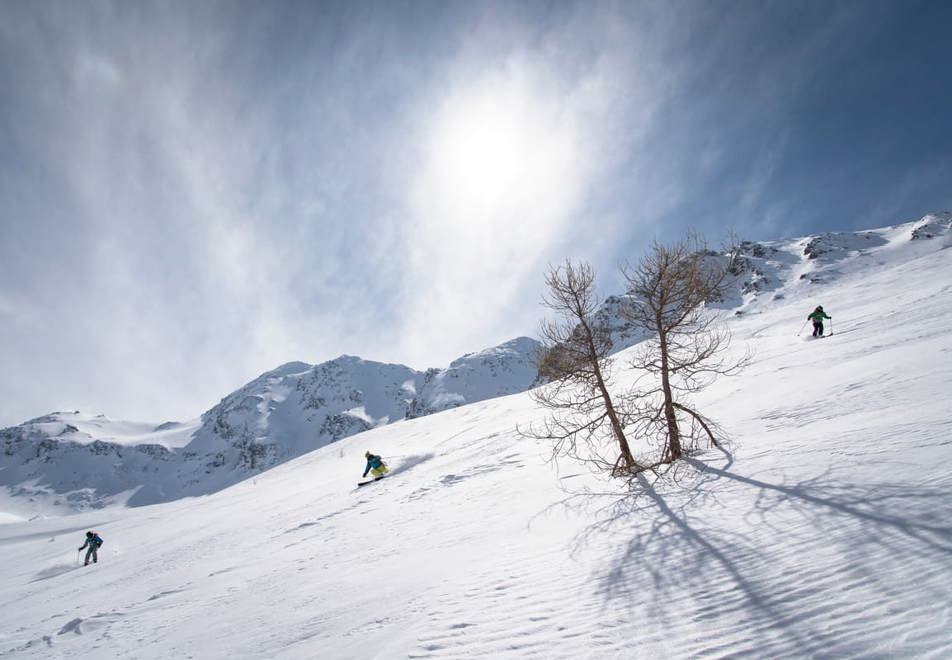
[685,449,952,555]
[559,447,952,656]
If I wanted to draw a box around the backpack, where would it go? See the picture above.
[93,534,103,547]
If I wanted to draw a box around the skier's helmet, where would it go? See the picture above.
[817,305,823,311]
[86,531,93,537]
[365,451,371,458]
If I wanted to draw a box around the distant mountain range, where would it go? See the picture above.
[1,337,542,514]
[2,212,949,516]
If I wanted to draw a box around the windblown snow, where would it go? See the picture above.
[1,213,951,658]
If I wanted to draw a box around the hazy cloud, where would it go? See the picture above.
[1,0,950,426]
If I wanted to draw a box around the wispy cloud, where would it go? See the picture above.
[1,1,949,426]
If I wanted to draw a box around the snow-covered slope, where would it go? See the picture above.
[594,211,952,351]
[1,213,950,658]
[0,338,541,515]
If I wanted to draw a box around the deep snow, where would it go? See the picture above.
[1,214,951,658]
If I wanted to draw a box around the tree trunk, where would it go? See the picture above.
[598,368,635,470]
[583,321,635,471]
[658,328,682,461]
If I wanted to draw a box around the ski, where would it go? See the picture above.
[357,476,387,487]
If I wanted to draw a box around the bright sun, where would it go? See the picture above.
[425,81,542,209]
[441,111,523,204]
[412,70,581,260]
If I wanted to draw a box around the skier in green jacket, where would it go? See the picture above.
[807,305,832,337]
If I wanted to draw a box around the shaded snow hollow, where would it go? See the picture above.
[0,213,951,657]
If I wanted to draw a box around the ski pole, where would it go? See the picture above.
[796,319,808,336]
[76,550,81,566]
[828,318,833,336]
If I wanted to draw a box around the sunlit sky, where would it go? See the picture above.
[1,0,950,427]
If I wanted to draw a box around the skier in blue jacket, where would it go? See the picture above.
[362,451,389,479]
[78,531,103,566]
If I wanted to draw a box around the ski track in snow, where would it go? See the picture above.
[2,220,952,658]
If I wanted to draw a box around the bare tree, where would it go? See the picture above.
[523,260,643,476]
[620,235,749,468]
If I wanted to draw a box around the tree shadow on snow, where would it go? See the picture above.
[559,446,952,656]
[684,449,952,556]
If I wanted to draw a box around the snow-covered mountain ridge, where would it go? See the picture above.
[0,336,541,515]
[596,212,952,353]
[1,212,950,658]
[1,213,949,518]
